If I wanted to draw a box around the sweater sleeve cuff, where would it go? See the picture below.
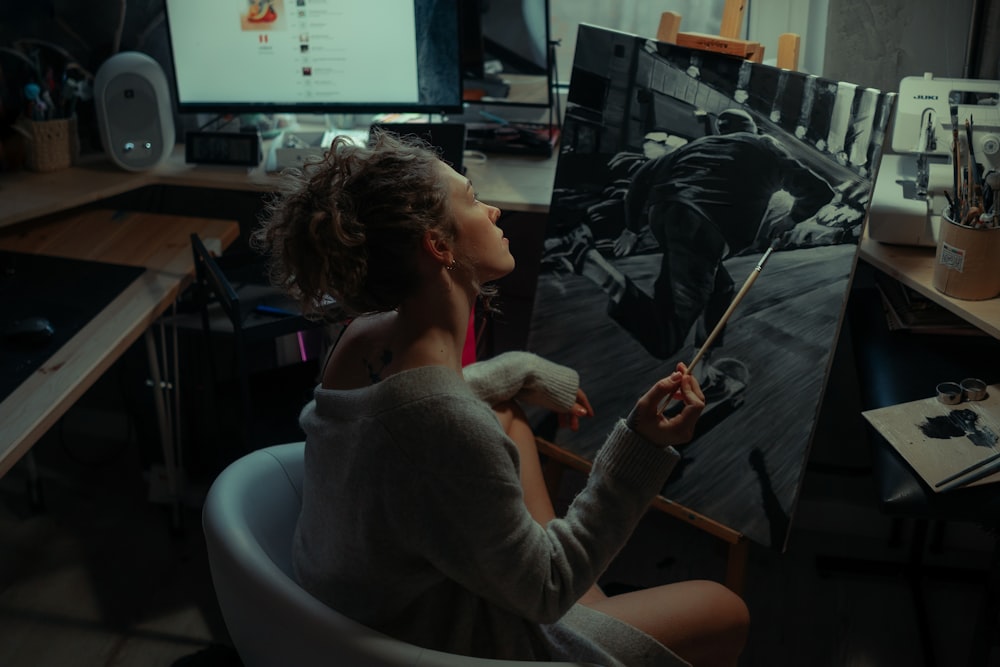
[592,419,680,497]
[530,357,579,412]
[464,351,579,412]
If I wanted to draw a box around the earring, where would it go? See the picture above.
[445,260,456,271]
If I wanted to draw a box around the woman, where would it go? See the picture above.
[251,131,749,666]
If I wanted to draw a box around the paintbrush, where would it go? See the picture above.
[935,450,1000,492]
[987,171,1000,221]
[951,105,961,215]
[686,240,777,375]
[966,118,979,176]
[658,241,777,415]
[966,117,983,208]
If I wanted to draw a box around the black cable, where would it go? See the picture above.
[196,114,240,132]
[196,114,224,132]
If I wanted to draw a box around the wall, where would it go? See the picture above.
[550,0,727,84]
[551,0,983,92]
[822,0,975,92]
[746,0,830,75]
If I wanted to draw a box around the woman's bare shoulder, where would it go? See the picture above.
[322,313,395,389]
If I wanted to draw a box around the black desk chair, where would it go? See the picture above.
[823,282,1000,667]
[190,234,330,459]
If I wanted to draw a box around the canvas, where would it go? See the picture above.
[525,24,895,550]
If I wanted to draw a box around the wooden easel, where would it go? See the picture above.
[657,0,802,71]
[537,2,806,597]
[537,438,749,593]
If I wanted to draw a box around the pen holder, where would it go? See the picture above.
[24,116,79,172]
[932,206,1000,300]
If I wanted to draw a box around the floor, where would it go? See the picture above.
[1,319,998,667]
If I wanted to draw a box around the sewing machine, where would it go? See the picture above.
[868,73,1000,246]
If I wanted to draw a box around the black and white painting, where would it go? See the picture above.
[525,24,895,549]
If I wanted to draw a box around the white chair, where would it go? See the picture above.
[202,442,600,667]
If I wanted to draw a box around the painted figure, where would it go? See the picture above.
[550,109,836,380]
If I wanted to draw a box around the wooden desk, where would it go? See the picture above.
[858,228,1000,339]
[0,140,555,482]
[153,147,558,213]
[0,143,559,229]
[0,209,239,481]
[0,155,154,228]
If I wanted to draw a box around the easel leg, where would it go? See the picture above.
[725,538,749,595]
[657,12,681,43]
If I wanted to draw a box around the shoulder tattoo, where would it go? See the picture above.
[364,349,393,383]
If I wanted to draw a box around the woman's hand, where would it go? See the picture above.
[625,363,705,448]
[558,388,594,432]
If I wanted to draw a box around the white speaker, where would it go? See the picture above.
[94,51,175,172]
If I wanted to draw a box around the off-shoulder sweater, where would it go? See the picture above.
[292,351,688,666]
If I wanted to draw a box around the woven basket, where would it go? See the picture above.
[25,117,79,172]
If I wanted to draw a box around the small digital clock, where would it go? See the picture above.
[185,131,263,167]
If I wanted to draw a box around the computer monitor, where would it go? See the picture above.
[461,0,552,109]
[369,122,467,173]
[163,0,463,115]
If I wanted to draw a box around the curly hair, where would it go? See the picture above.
[251,130,460,318]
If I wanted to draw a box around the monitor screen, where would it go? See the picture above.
[164,0,463,114]
[461,0,552,108]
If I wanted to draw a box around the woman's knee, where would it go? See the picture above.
[691,580,750,662]
[591,579,749,665]
[690,580,749,634]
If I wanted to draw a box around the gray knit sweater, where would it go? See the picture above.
[293,351,688,666]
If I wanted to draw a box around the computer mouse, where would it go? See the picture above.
[2,316,56,346]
